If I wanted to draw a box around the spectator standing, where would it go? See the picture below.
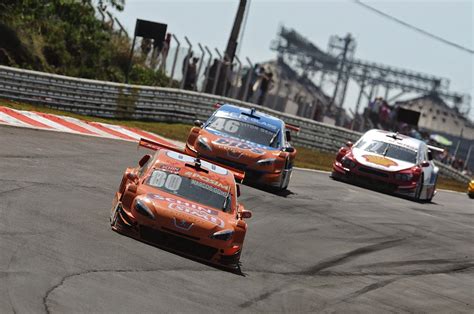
[379,100,391,130]
[182,51,193,77]
[369,97,382,126]
[184,57,199,90]
[247,64,264,102]
[439,149,449,163]
[204,58,219,93]
[158,33,171,71]
[257,71,274,106]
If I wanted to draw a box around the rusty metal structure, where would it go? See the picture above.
[271,26,471,123]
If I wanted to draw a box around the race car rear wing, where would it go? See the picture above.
[138,138,245,182]
[285,123,301,132]
[427,145,444,153]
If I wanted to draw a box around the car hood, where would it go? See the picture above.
[352,147,415,172]
[144,192,235,236]
[199,129,280,166]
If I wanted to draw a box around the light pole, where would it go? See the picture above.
[225,0,248,64]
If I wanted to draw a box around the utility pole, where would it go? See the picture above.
[225,0,247,63]
[453,127,464,158]
[214,0,247,96]
[465,144,472,171]
[330,33,353,110]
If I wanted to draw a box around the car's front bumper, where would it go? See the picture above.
[332,161,417,195]
[111,203,242,267]
[186,143,284,187]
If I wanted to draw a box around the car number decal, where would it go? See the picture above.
[148,193,224,227]
[214,137,265,155]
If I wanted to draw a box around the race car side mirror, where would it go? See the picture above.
[421,161,430,167]
[194,120,203,127]
[427,150,433,160]
[285,130,292,142]
[236,184,241,197]
[127,172,139,184]
[282,147,295,153]
[138,154,151,167]
[127,183,138,194]
[346,141,353,148]
[240,209,252,219]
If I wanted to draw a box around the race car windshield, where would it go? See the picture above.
[356,140,417,163]
[146,170,232,212]
[206,116,278,147]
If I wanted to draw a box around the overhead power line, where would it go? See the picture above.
[353,0,474,55]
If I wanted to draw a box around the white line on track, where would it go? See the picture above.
[438,189,467,195]
[294,167,331,174]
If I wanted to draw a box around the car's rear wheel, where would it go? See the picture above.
[279,157,292,190]
[110,202,121,227]
[414,174,424,201]
[426,176,437,202]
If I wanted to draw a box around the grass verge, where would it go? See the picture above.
[0,99,469,193]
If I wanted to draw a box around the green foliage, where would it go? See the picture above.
[0,0,171,87]
[129,65,179,87]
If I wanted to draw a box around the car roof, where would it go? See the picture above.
[215,104,284,131]
[154,149,235,185]
[361,129,424,152]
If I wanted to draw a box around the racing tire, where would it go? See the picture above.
[279,157,292,191]
[110,202,121,227]
[426,176,438,203]
[468,194,474,199]
[414,174,424,201]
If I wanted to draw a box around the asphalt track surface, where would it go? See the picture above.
[1,125,473,313]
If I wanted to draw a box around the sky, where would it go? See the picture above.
[115,0,473,119]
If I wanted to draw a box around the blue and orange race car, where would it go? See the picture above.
[185,104,299,190]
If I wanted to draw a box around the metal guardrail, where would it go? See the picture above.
[0,65,470,184]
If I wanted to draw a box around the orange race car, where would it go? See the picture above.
[185,104,299,190]
[110,138,252,268]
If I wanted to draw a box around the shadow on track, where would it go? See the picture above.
[329,174,436,204]
[112,220,246,277]
[244,181,296,198]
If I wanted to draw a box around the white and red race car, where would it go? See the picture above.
[332,129,440,202]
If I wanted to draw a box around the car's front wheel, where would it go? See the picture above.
[279,157,292,190]
[414,174,424,201]
[110,202,121,227]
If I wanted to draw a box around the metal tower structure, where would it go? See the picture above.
[271,26,471,120]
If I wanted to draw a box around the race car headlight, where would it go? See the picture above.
[197,137,212,151]
[394,173,414,181]
[341,156,356,169]
[135,199,155,220]
[210,229,234,241]
[256,158,276,166]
